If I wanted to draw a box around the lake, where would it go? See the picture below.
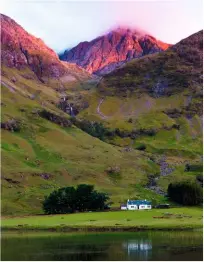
[1,231,203,261]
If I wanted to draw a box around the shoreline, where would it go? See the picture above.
[1,226,202,232]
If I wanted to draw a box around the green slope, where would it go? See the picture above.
[1,75,168,215]
[1,31,203,215]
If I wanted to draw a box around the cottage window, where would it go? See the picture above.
[131,206,134,208]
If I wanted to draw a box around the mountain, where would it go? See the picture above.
[98,30,203,98]
[77,30,202,200]
[1,15,164,215]
[60,27,171,75]
[1,15,202,216]
[1,14,90,83]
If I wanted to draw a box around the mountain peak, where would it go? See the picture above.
[60,26,171,75]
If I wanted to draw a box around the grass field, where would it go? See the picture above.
[1,62,202,216]
[2,207,203,231]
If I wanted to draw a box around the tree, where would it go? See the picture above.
[75,184,94,211]
[43,186,76,214]
[167,181,202,206]
[43,184,110,214]
[90,191,110,210]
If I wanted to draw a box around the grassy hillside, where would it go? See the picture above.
[2,71,170,215]
[1,31,203,215]
[1,74,202,215]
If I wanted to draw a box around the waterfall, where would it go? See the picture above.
[70,106,75,117]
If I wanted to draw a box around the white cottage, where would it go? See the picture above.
[126,199,152,210]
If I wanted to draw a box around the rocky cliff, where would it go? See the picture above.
[60,27,171,75]
[1,14,89,82]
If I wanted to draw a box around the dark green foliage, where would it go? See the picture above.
[196,175,203,188]
[43,187,76,214]
[167,181,203,206]
[136,144,146,151]
[38,110,72,127]
[185,164,203,172]
[128,118,133,123]
[43,184,109,214]
[71,118,164,142]
[71,118,110,141]
[75,184,95,211]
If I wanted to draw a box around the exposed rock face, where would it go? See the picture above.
[60,27,171,75]
[1,119,21,132]
[1,14,89,81]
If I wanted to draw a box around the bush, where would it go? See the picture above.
[167,181,202,206]
[184,163,203,172]
[136,143,146,151]
[70,119,111,141]
[38,110,72,127]
[43,184,109,214]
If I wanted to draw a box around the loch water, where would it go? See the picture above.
[1,231,203,261]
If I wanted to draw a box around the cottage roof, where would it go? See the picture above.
[127,200,151,205]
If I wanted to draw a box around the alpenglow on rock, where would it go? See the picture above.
[1,14,90,82]
[59,26,171,75]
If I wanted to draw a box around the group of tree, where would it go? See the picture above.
[70,118,157,142]
[70,118,113,141]
[167,181,202,206]
[43,184,110,214]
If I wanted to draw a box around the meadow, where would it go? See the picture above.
[2,207,203,231]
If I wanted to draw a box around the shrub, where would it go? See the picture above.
[38,110,72,127]
[128,118,133,123]
[70,119,111,141]
[167,181,202,206]
[136,143,146,151]
[184,163,203,172]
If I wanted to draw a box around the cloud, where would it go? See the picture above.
[1,0,203,52]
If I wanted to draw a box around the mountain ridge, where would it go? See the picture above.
[59,26,171,75]
[98,30,203,97]
[1,13,90,83]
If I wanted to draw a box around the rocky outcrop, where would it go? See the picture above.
[1,119,21,132]
[60,27,171,75]
[1,14,90,82]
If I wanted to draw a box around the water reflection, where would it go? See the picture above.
[1,231,203,261]
[123,239,152,260]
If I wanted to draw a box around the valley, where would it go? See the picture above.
[1,14,203,216]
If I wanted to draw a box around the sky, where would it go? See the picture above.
[1,0,203,53]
